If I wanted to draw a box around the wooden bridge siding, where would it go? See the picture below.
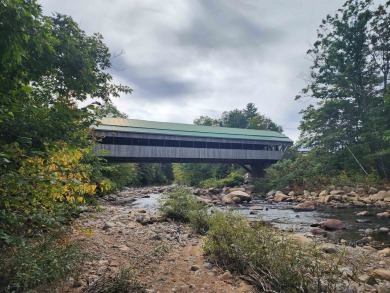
[93,131,291,147]
[93,144,284,161]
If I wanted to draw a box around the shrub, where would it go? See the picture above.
[188,208,211,235]
[204,210,342,292]
[0,229,87,292]
[158,188,206,222]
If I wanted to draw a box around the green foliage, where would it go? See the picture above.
[264,150,383,191]
[199,172,244,188]
[204,211,342,292]
[0,229,87,292]
[297,0,390,180]
[158,188,206,222]
[82,267,145,293]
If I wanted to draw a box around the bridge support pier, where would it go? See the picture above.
[247,162,273,181]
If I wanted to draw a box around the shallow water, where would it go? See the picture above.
[132,194,390,245]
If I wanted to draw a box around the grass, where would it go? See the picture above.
[0,228,87,293]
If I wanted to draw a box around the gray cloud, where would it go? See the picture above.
[39,0,344,141]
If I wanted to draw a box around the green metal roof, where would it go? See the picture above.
[93,118,293,143]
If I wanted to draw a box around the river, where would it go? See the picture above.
[131,193,390,246]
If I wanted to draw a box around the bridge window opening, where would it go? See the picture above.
[133,138,149,146]
[207,142,219,149]
[219,142,231,149]
[180,141,193,148]
[149,139,165,147]
[165,140,180,147]
[231,143,242,149]
[243,143,254,150]
[194,141,207,148]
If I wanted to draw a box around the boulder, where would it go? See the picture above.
[371,269,390,281]
[222,196,234,204]
[309,227,327,236]
[377,211,390,218]
[294,201,316,211]
[356,211,371,216]
[378,247,390,257]
[322,243,338,254]
[319,190,329,197]
[232,196,241,203]
[371,190,390,201]
[319,219,347,230]
[227,190,252,202]
[369,187,378,194]
[274,193,289,202]
[288,191,295,197]
[347,191,359,197]
[303,190,310,196]
[290,233,312,244]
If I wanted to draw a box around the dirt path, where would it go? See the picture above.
[55,199,254,293]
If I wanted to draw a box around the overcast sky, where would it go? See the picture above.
[39,0,344,141]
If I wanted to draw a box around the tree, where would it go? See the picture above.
[193,115,219,126]
[296,0,390,179]
[247,115,283,132]
[0,0,131,243]
[96,102,129,119]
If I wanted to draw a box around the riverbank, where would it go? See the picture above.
[51,185,389,292]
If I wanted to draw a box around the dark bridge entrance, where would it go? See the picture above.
[92,118,293,170]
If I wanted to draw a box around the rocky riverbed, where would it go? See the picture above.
[51,185,389,293]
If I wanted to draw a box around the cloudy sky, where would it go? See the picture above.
[39,0,344,141]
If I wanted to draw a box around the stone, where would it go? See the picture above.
[370,190,389,201]
[288,191,295,197]
[232,196,241,203]
[102,221,115,230]
[379,227,390,234]
[136,215,151,225]
[294,201,316,211]
[369,187,378,194]
[274,193,289,202]
[330,190,345,195]
[310,192,318,197]
[377,285,390,293]
[378,248,390,257]
[365,228,374,236]
[218,271,233,281]
[290,233,312,244]
[371,269,390,281]
[377,211,390,218]
[356,237,372,245]
[227,190,252,202]
[222,196,234,204]
[303,190,310,196]
[267,190,276,196]
[348,191,359,197]
[309,227,327,236]
[203,263,213,270]
[319,219,347,230]
[357,211,371,216]
[190,265,200,271]
[319,190,329,196]
[322,243,338,254]
[324,195,335,203]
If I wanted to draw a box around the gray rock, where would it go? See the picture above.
[379,227,390,234]
[203,262,213,270]
[102,221,115,230]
